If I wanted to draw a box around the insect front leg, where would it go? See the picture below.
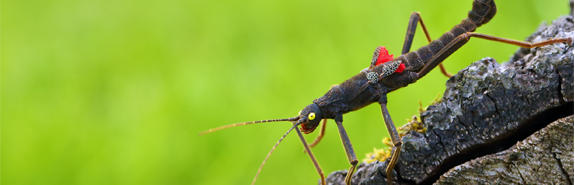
[402,12,452,77]
[295,127,326,185]
[334,115,358,185]
[309,119,327,148]
[303,119,327,153]
[378,96,402,184]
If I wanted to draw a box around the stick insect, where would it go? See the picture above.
[200,0,572,184]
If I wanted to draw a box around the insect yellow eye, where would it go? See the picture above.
[308,113,316,120]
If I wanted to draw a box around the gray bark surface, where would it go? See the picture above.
[437,116,573,185]
[325,9,574,185]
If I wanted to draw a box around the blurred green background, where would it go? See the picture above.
[3,0,569,184]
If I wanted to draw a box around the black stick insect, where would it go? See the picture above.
[200,0,572,184]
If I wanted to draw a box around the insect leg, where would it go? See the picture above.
[335,120,358,185]
[378,99,402,184]
[304,119,327,153]
[309,119,327,148]
[467,32,572,48]
[417,32,572,79]
[402,12,452,77]
[295,127,326,185]
[402,12,430,54]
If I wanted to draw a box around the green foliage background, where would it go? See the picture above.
[3,0,569,184]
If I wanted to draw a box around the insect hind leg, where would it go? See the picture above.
[402,12,452,77]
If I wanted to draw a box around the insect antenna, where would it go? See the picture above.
[251,122,300,185]
[198,116,300,136]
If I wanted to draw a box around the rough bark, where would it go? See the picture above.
[325,9,574,185]
[436,116,574,185]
